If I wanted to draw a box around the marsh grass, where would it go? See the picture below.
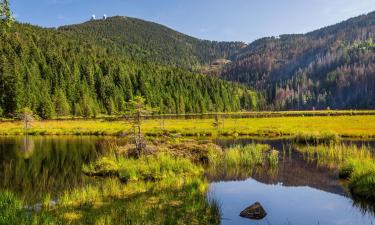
[1,177,221,225]
[0,191,26,225]
[52,177,219,224]
[83,153,203,182]
[296,144,373,168]
[339,159,375,200]
[222,144,273,168]
[296,143,375,201]
[1,114,375,139]
[293,132,340,145]
[268,150,279,168]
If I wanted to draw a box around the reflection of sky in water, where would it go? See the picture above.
[210,178,375,225]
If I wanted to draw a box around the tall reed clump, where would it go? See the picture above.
[296,144,373,168]
[293,132,340,145]
[118,153,203,182]
[339,158,375,200]
[222,144,273,167]
[300,143,375,201]
[268,150,279,168]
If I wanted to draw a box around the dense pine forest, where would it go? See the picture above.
[0,22,258,118]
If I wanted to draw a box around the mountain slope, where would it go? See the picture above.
[221,11,375,110]
[59,16,246,69]
[0,22,258,118]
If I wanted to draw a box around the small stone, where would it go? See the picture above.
[239,202,267,220]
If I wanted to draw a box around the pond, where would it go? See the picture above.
[0,136,374,224]
[211,139,375,225]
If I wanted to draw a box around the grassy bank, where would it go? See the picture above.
[82,153,204,182]
[295,143,375,201]
[1,177,221,225]
[1,114,375,138]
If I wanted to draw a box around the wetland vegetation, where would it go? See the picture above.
[1,112,375,139]
[1,111,375,225]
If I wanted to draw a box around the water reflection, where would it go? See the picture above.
[0,136,108,203]
[211,178,375,225]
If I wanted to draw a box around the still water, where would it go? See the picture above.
[0,136,374,224]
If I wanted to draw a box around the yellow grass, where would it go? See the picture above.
[1,114,375,138]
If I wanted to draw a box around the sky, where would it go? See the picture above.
[11,0,375,43]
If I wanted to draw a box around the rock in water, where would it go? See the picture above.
[239,202,267,220]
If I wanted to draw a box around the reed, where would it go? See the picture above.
[223,144,270,167]
[82,153,203,182]
[293,132,340,145]
[296,144,373,168]
[296,143,375,201]
[268,150,279,168]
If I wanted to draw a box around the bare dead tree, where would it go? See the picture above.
[19,107,34,131]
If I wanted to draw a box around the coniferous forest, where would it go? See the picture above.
[0,22,258,118]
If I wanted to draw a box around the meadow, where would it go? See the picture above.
[1,112,375,139]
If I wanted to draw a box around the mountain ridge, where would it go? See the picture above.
[58,15,246,70]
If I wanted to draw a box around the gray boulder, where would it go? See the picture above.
[239,202,267,220]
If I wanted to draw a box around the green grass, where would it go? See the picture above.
[222,143,279,168]
[223,144,270,167]
[1,177,221,225]
[268,150,279,168]
[293,131,340,145]
[1,113,375,139]
[339,159,375,200]
[296,143,375,201]
[56,177,220,225]
[296,143,373,168]
[0,191,25,225]
[83,153,203,182]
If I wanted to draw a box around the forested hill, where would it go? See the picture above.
[59,16,246,69]
[0,22,258,118]
[221,11,375,110]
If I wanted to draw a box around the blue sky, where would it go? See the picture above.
[12,0,375,42]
